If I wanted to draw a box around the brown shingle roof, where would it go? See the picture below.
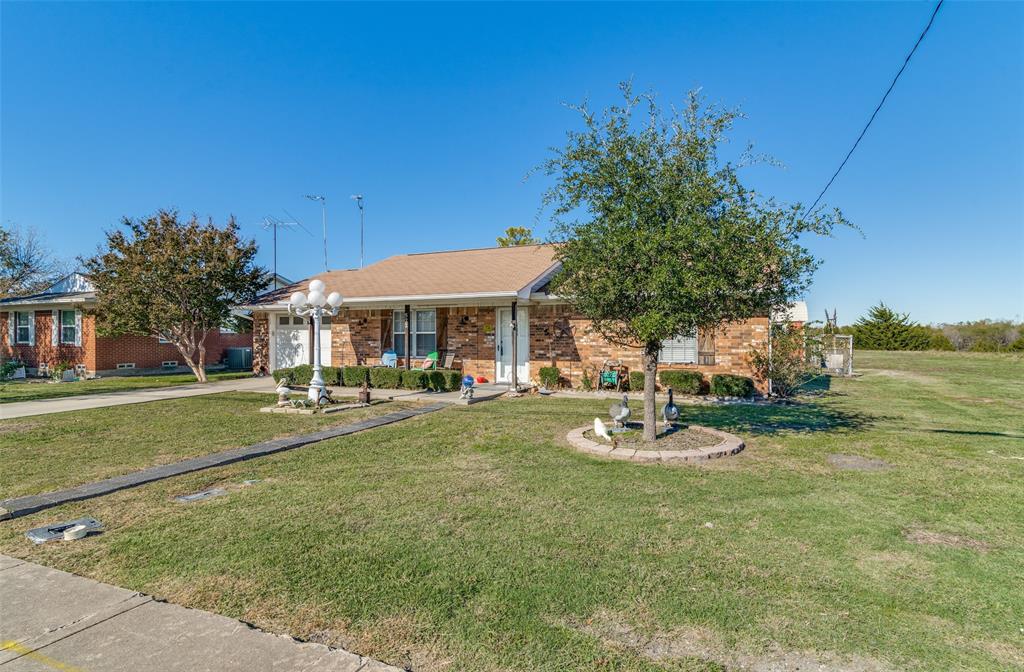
[253,244,559,305]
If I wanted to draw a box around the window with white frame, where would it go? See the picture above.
[14,312,31,344]
[59,310,77,344]
[659,331,698,364]
[393,309,436,358]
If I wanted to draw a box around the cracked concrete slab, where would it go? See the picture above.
[0,555,399,671]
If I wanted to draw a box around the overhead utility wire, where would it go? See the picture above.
[807,0,944,212]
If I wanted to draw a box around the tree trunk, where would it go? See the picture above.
[195,342,208,383]
[642,343,659,442]
[173,337,207,383]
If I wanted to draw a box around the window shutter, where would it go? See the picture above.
[75,310,83,347]
[52,310,59,346]
[697,330,716,365]
[27,312,35,345]
[7,312,13,345]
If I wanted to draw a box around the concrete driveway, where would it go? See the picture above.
[0,377,278,420]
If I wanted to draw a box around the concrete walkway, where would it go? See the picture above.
[0,377,278,420]
[0,555,398,671]
[0,402,448,521]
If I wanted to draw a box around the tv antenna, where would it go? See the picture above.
[261,214,312,290]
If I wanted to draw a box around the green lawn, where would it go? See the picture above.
[0,393,413,498]
[0,370,254,403]
[2,351,1022,671]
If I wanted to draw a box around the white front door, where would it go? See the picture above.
[495,307,529,384]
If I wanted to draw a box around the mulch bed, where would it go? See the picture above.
[583,424,721,451]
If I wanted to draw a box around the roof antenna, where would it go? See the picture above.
[351,195,365,268]
[260,215,305,290]
[305,194,328,272]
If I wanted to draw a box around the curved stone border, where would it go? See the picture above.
[565,425,744,463]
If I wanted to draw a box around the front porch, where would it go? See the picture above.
[257,303,535,386]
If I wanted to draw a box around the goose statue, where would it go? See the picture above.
[661,387,680,426]
[593,417,612,442]
[609,394,631,428]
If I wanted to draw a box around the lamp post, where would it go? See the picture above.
[289,279,343,405]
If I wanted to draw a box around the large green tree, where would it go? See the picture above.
[852,303,930,351]
[496,226,539,247]
[83,210,267,382]
[542,84,848,440]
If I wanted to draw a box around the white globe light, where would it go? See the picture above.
[290,291,307,307]
[307,290,326,307]
[309,279,326,294]
[326,291,343,308]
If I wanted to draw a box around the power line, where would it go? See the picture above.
[808,0,944,212]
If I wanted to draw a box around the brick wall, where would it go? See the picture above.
[0,310,96,371]
[443,306,496,380]
[528,304,768,390]
[94,330,252,372]
[1,309,252,375]
[249,302,767,388]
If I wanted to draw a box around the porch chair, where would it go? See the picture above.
[380,351,398,368]
[418,352,439,370]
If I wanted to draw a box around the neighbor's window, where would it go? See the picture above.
[393,309,436,358]
[14,312,30,344]
[59,310,77,344]
[659,331,698,364]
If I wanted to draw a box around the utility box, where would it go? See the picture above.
[224,347,253,371]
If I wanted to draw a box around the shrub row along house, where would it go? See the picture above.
[243,245,806,391]
[0,273,253,377]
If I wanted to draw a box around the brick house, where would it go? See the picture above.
[0,273,252,377]
[244,245,803,391]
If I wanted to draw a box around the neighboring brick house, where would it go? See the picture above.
[243,245,804,391]
[0,273,252,377]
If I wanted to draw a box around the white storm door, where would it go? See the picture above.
[495,307,529,384]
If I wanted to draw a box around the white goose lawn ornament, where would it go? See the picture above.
[593,417,612,442]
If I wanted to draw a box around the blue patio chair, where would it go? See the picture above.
[381,351,398,368]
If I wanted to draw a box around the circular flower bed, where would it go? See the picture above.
[567,423,744,463]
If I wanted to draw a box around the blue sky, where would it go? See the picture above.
[2,1,1021,325]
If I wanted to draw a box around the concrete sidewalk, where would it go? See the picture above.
[0,377,278,420]
[0,555,398,671]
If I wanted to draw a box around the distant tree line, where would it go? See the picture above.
[828,302,1024,352]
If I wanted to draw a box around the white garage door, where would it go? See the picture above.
[273,315,331,370]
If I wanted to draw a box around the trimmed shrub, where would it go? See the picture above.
[369,367,402,388]
[539,366,560,389]
[438,369,462,391]
[401,369,428,390]
[581,369,593,391]
[659,370,704,395]
[628,370,646,392]
[271,367,292,383]
[322,366,342,386]
[426,370,449,391]
[710,373,755,398]
[343,366,369,387]
[289,364,313,386]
